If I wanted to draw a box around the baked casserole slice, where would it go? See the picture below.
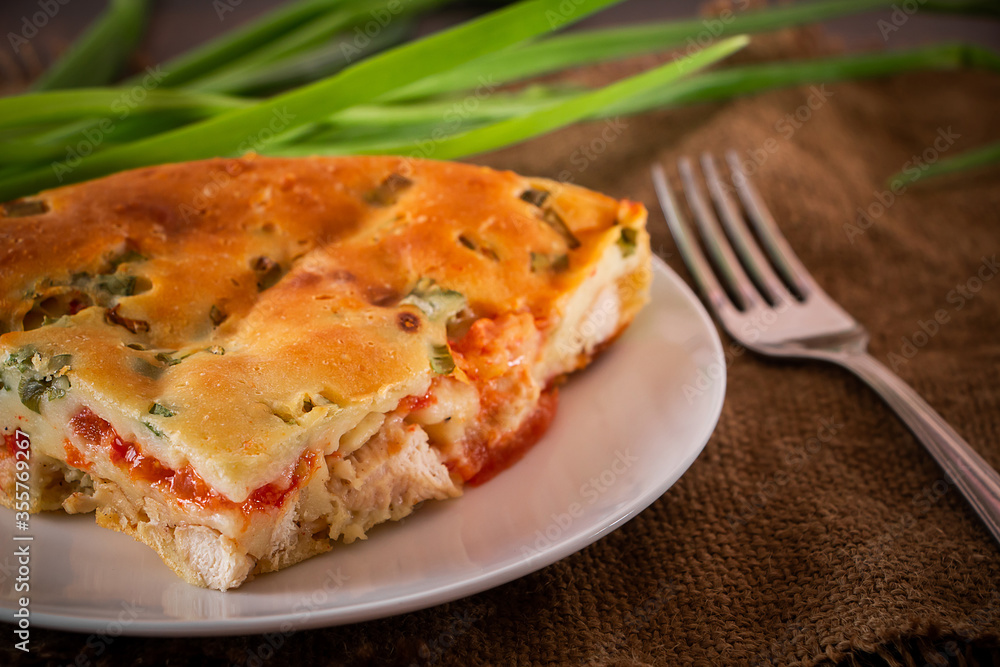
[0,155,650,590]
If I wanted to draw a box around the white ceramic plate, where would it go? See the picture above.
[0,257,725,636]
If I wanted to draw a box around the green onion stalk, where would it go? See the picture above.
[0,0,997,200]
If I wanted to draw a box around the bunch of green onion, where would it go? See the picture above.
[0,0,996,202]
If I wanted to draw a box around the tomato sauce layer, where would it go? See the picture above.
[2,432,15,457]
[68,407,311,514]
[464,388,558,486]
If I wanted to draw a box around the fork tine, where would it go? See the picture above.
[724,150,817,298]
[700,153,797,306]
[677,157,761,311]
[650,164,734,315]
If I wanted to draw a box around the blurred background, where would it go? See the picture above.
[2,0,998,92]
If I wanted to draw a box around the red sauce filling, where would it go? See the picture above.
[64,441,91,471]
[464,388,558,486]
[1,430,30,457]
[435,312,561,485]
[399,390,436,413]
[67,407,312,514]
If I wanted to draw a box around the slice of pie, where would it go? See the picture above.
[0,155,650,590]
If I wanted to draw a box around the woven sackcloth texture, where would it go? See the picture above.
[11,26,1000,667]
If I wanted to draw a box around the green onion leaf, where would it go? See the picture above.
[6,346,38,374]
[186,0,446,94]
[373,36,747,160]
[364,172,414,206]
[0,0,627,200]
[143,421,165,437]
[0,89,252,132]
[155,352,184,366]
[137,0,350,88]
[48,354,73,373]
[520,189,581,249]
[887,140,1000,187]
[284,42,998,160]
[210,305,228,326]
[17,372,71,414]
[220,18,415,96]
[617,228,637,257]
[401,278,467,322]
[18,378,48,413]
[531,252,569,273]
[33,0,149,91]
[252,257,283,291]
[96,274,137,297]
[429,344,456,375]
[602,42,1000,117]
[111,249,147,268]
[50,375,71,396]
[132,356,164,379]
[149,403,175,417]
[383,0,902,101]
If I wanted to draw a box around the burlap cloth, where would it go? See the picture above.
[14,25,1000,667]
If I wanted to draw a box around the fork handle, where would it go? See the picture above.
[836,352,1000,544]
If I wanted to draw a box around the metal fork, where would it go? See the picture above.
[652,151,1000,545]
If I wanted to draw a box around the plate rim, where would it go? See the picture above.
[8,256,726,636]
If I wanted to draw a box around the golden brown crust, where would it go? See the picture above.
[0,156,647,501]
